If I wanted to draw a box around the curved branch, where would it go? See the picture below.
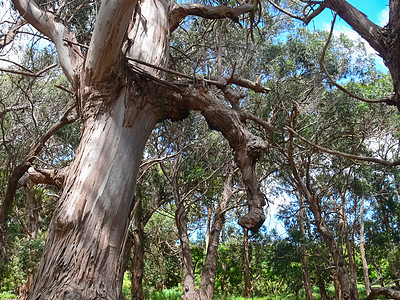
[169,3,253,32]
[0,104,78,226]
[320,14,393,104]
[324,0,386,57]
[365,287,400,300]
[286,126,400,167]
[11,0,83,85]
[268,0,326,24]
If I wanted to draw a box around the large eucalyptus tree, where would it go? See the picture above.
[6,0,270,298]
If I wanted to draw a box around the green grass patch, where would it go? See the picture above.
[0,291,18,299]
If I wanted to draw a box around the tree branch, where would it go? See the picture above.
[324,0,386,57]
[365,286,400,300]
[11,0,83,85]
[169,3,253,32]
[0,104,78,226]
[286,126,400,167]
[0,19,27,50]
[0,63,57,78]
[319,14,393,105]
[129,58,270,94]
[268,0,326,24]
[85,0,138,82]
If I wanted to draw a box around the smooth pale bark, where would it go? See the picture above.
[86,0,138,83]
[9,0,267,298]
[12,0,82,83]
[29,90,159,299]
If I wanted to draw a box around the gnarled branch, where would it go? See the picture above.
[169,3,253,32]
[268,0,326,24]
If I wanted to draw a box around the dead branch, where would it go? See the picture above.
[128,58,270,94]
[0,19,27,49]
[169,3,253,32]
[0,63,57,78]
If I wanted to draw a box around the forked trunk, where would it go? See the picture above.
[28,90,158,300]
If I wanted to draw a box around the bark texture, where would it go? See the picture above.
[29,90,159,299]
[9,0,266,297]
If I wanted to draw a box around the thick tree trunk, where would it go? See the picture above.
[28,90,159,300]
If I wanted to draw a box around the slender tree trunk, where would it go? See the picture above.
[308,200,357,300]
[359,197,371,296]
[243,227,252,298]
[177,207,198,300]
[316,269,331,300]
[131,198,146,300]
[341,197,359,299]
[28,90,159,300]
[298,195,313,300]
[19,184,39,299]
[131,225,145,300]
[198,168,234,300]
[206,206,212,254]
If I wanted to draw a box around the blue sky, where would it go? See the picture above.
[305,1,389,71]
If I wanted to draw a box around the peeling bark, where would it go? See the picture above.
[9,0,265,297]
[29,90,159,300]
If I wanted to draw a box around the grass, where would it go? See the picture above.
[0,291,18,299]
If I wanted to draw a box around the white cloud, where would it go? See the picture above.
[319,20,388,72]
[377,7,389,27]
